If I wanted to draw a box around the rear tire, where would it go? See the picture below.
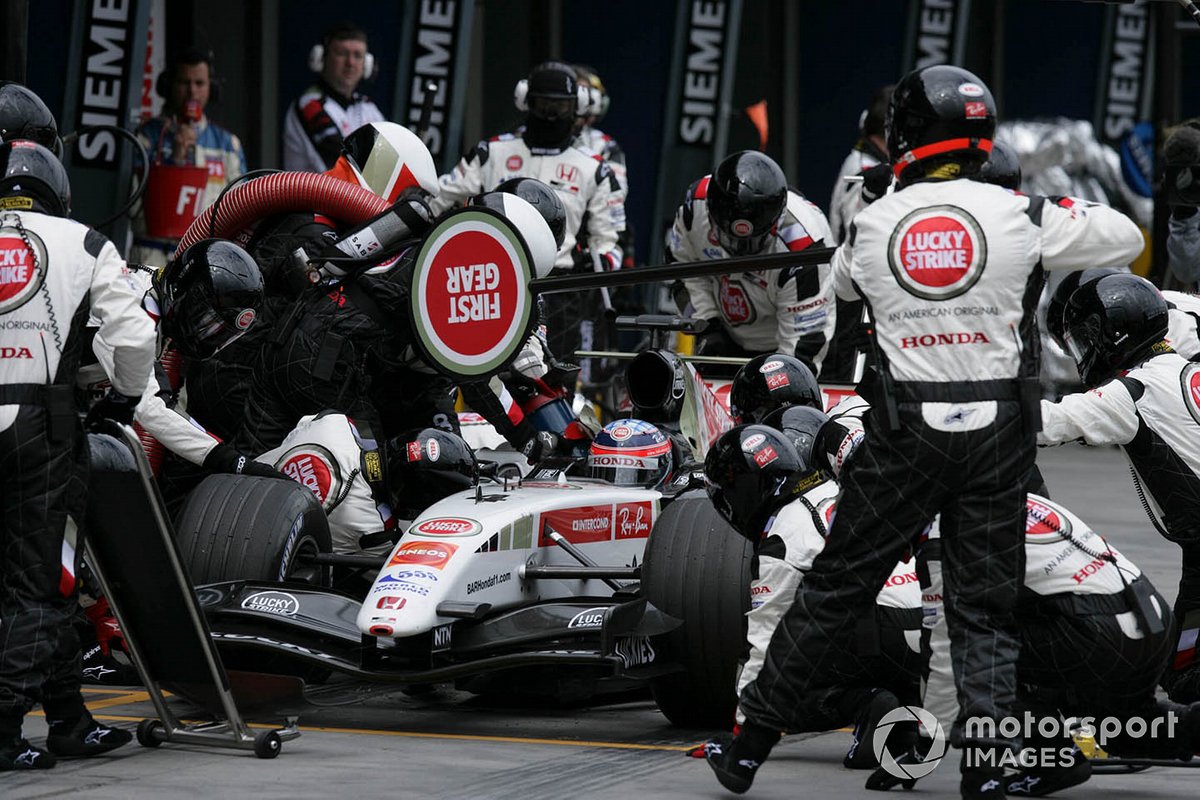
[175,474,332,586]
[641,491,751,728]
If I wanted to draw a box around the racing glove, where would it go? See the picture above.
[85,389,140,428]
[520,431,560,465]
[204,443,289,479]
[860,162,893,205]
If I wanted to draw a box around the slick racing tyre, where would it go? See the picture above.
[641,491,751,728]
[175,474,332,586]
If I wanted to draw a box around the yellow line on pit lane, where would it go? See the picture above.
[86,713,699,752]
[28,690,151,715]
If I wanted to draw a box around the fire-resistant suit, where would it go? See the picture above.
[666,182,835,373]
[737,181,1144,751]
[920,494,1198,770]
[740,479,922,729]
[0,214,154,735]
[1039,349,1200,703]
[1163,289,1200,359]
[283,80,384,173]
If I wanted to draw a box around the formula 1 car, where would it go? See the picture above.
[171,318,748,728]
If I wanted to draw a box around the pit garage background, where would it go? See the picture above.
[2,0,1197,279]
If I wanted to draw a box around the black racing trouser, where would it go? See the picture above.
[740,400,1031,752]
[785,607,924,734]
[1162,542,1200,703]
[0,405,88,734]
[1017,589,1200,759]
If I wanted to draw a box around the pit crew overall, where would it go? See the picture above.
[0,214,154,736]
[737,180,1145,756]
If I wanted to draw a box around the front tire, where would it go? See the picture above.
[174,474,332,586]
[641,491,751,728]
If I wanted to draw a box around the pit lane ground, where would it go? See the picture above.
[5,443,1196,799]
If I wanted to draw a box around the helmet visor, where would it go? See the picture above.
[528,96,576,122]
[173,303,253,359]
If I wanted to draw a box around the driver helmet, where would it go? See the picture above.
[0,82,61,157]
[326,121,439,203]
[0,140,70,216]
[154,238,264,360]
[707,151,787,257]
[518,61,582,150]
[729,353,822,424]
[1062,273,1168,387]
[586,419,673,489]
[975,139,1022,190]
[704,424,821,542]
[469,190,558,278]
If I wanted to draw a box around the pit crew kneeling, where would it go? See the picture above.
[813,399,1200,797]
[701,423,923,767]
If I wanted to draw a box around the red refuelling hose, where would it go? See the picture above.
[174,171,391,256]
[135,347,184,475]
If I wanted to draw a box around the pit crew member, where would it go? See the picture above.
[706,65,1146,798]
[0,141,153,769]
[703,424,921,768]
[666,151,835,378]
[1038,274,1200,705]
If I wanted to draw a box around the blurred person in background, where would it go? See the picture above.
[283,21,384,173]
[1165,120,1200,285]
[130,48,246,268]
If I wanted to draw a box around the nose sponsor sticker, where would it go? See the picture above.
[888,205,986,300]
[388,540,459,570]
[411,208,534,378]
[0,232,44,315]
[410,517,482,537]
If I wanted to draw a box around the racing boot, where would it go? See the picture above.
[1005,745,1091,797]
[704,722,781,794]
[45,709,132,757]
[844,689,901,769]
[0,738,56,771]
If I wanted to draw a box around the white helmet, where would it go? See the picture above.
[327,121,439,203]
[470,191,557,279]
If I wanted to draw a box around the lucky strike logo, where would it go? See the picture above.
[0,235,41,314]
[235,308,256,330]
[388,541,458,570]
[889,207,985,300]
[425,229,519,357]
[1026,497,1071,539]
[1183,366,1200,427]
[281,451,334,506]
[731,218,753,236]
[615,501,654,539]
[412,517,481,537]
[718,276,753,324]
[506,154,523,171]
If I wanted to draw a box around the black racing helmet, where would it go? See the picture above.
[155,239,264,360]
[976,139,1022,190]
[387,428,478,510]
[761,405,829,475]
[1062,274,1168,387]
[729,353,822,425]
[704,424,820,542]
[707,151,787,256]
[0,82,61,157]
[0,140,70,216]
[887,65,996,185]
[494,177,567,249]
[1045,267,1124,351]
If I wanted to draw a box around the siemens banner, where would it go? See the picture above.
[903,0,972,70]
[393,0,476,172]
[650,0,743,263]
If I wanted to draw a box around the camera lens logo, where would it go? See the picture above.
[873,706,947,780]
